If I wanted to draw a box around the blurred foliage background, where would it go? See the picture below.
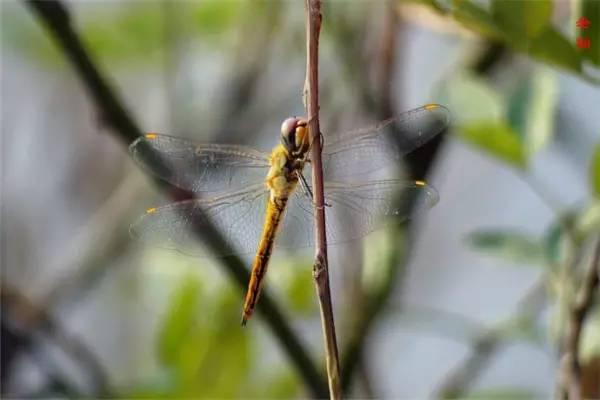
[1,0,599,398]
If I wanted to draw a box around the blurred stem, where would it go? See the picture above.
[1,286,111,397]
[357,351,377,399]
[560,238,600,400]
[435,280,547,398]
[25,1,328,397]
[304,1,342,399]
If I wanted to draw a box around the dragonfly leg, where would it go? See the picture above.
[297,170,331,208]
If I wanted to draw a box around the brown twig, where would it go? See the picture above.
[561,238,600,400]
[304,1,342,399]
[25,1,328,397]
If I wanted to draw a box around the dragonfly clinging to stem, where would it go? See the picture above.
[129,103,450,325]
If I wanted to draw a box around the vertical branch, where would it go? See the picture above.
[304,1,342,399]
[561,238,600,400]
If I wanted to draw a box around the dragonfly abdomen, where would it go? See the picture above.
[241,195,289,325]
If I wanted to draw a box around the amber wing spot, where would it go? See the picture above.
[415,180,426,186]
[146,207,158,214]
[145,133,158,139]
[424,104,438,111]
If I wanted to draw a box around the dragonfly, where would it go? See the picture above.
[129,103,450,325]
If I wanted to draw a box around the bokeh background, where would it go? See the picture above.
[2,0,599,398]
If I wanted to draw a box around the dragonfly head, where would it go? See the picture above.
[280,117,310,158]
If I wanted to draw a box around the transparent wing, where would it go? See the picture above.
[322,104,450,182]
[129,134,270,193]
[277,179,439,249]
[130,184,269,257]
[130,179,438,257]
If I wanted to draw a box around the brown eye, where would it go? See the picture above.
[280,117,300,152]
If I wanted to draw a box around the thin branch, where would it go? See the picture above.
[25,1,328,397]
[561,238,600,400]
[304,1,342,399]
[1,286,111,397]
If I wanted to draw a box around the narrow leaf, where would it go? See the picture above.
[459,121,528,169]
[492,0,553,39]
[529,27,582,73]
[467,230,545,265]
[579,0,600,66]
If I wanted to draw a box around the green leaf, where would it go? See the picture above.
[459,121,528,169]
[492,0,553,39]
[579,0,600,66]
[440,72,504,124]
[529,27,582,73]
[524,69,558,154]
[467,230,545,265]
[452,1,504,40]
[591,144,600,197]
[463,388,538,400]
[157,275,202,366]
[507,68,558,155]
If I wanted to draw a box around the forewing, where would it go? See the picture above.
[322,104,450,182]
[130,184,269,257]
[276,180,439,249]
[129,134,270,193]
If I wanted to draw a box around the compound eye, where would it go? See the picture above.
[280,117,300,152]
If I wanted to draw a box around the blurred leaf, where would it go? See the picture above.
[492,0,552,39]
[157,275,202,366]
[459,121,528,168]
[495,315,544,344]
[525,69,558,153]
[286,265,316,314]
[529,27,582,73]
[507,68,558,155]
[467,230,545,265]
[440,73,530,167]
[431,1,590,79]
[191,287,251,398]
[442,72,504,125]
[579,0,600,66]
[257,370,299,399]
[192,0,241,35]
[580,307,600,363]
[463,388,538,399]
[363,230,393,294]
[543,214,577,266]
[591,144,600,197]
[81,4,164,65]
[452,1,504,40]
[575,201,600,239]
